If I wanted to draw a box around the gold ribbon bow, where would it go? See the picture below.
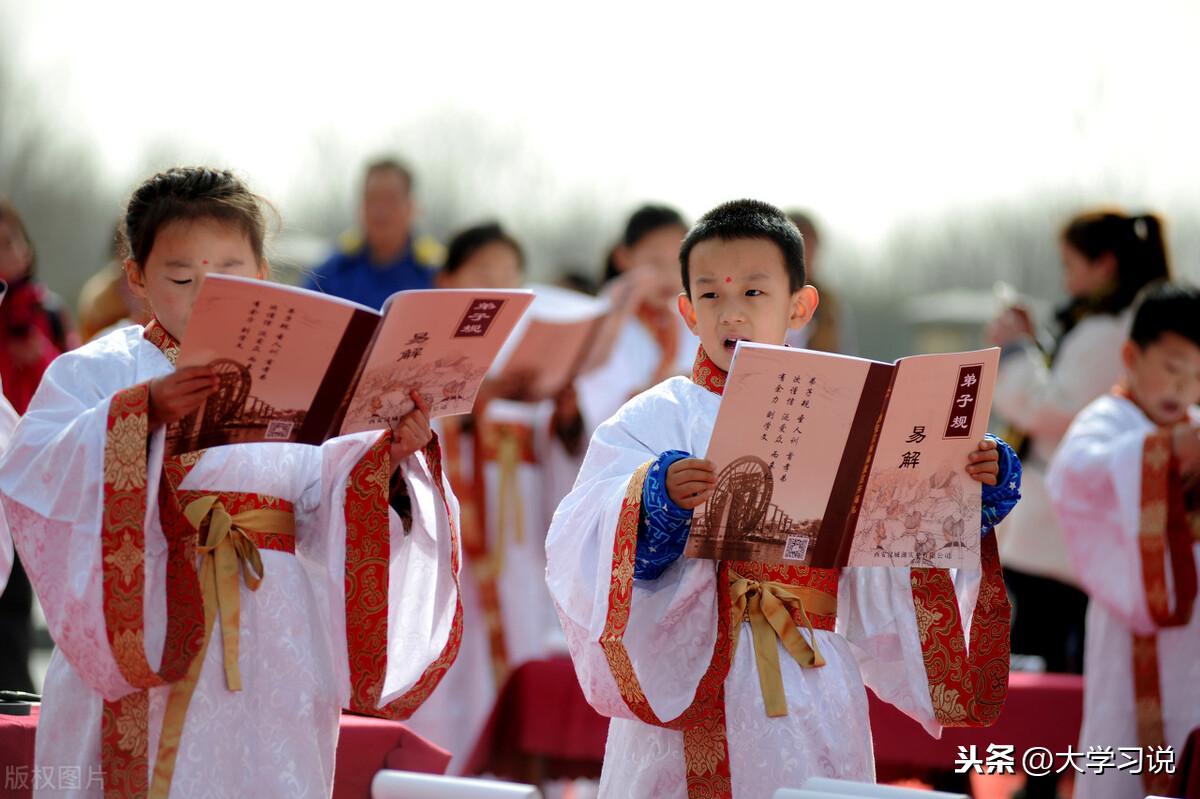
[728,570,837,718]
[183,496,295,689]
[148,496,295,799]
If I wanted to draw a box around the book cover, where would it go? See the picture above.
[684,342,999,569]
[169,275,531,454]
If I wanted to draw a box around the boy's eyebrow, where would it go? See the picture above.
[694,275,717,284]
[164,260,193,268]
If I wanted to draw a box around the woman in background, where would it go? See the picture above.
[988,209,1170,798]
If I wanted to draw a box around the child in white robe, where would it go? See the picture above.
[577,205,700,432]
[408,223,583,770]
[547,200,1021,799]
[1047,281,1200,799]
[0,168,461,799]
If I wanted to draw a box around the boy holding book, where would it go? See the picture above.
[545,199,1021,798]
[1047,281,1200,799]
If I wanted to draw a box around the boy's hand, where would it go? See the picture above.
[391,391,433,469]
[1173,421,1200,479]
[966,438,1000,485]
[666,458,717,509]
[148,367,218,428]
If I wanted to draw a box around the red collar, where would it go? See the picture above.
[691,346,726,396]
[143,318,180,366]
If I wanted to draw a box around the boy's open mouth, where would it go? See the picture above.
[722,336,745,352]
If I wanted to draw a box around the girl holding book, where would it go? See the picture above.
[0,167,461,799]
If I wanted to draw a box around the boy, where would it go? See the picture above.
[1047,281,1200,799]
[546,199,1021,798]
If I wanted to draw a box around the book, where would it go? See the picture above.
[684,342,1000,569]
[168,274,532,455]
[491,284,612,401]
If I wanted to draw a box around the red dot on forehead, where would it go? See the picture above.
[724,276,732,283]
[201,259,209,265]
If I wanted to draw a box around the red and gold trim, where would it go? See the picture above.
[692,347,726,396]
[101,383,205,691]
[1129,429,1198,795]
[910,533,1011,727]
[142,319,180,366]
[601,462,735,798]
[343,432,464,720]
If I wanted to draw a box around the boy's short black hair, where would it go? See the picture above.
[1130,281,1200,350]
[679,199,805,297]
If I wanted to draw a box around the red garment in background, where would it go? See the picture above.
[0,278,73,414]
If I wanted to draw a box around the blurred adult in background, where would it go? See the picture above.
[577,204,697,430]
[76,223,151,340]
[304,156,442,308]
[987,208,1170,799]
[0,198,78,693]
[784,210,856,354]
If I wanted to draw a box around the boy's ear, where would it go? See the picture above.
[677,292,699,335]
[788,285,820,330]
[124,259,148,300]
[257,258,272,280]
[1121,339,1139,373]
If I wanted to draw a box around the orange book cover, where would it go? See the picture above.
[685,342,999,569]
[169,275,530,454]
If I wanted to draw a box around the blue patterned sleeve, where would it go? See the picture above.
[980,434,1022,537]
[634,449,694,580]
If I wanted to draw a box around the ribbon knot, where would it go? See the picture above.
[728,571,837,718]
[183,496,294,691]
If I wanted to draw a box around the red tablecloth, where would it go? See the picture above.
[0,706,449,799]
[466,657,1084,782]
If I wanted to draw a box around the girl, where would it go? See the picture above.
[407,221,583,771]
[577,204,699,431]
[0,168,461,799]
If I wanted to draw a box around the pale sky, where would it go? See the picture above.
[4,0,1199,245]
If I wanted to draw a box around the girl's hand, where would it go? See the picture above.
[391,391,433,469]
[966,438,1000,485]
[666,458,717,509]
[986,306,1034,347]
[148,367,218,428]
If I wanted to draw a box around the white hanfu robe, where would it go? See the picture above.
[576,311,699,434]
[546,351,1013,799]
[409,399,580,771]
[0,390,17,595]
[1047,393,1200,799]
[0,323,462,799]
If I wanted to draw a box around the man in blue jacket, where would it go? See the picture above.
[306,157,442,308]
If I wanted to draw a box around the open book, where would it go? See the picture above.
[168,274,532,455]
[685,342,999,569]
[491,284,617,402]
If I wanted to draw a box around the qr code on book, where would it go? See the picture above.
[783,535,810,561]
[265,420,294,441]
